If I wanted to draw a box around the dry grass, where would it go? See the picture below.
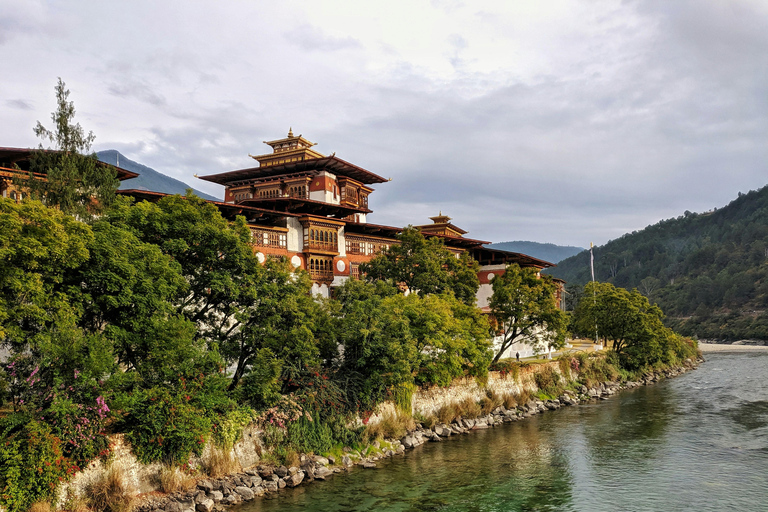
[516,388,533,405]
[61,491,89,512]
[455,397,482,419]
[28,502,53,512]
[86,464,135,512]
[363,409,416,443]
[158,465,196,493]
[436,404,457,424]
[502,389,533,409]
[415,411,438,429]
[203,445,241,479]
[479,389,502,415]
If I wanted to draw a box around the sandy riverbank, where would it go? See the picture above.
[698,342,768,352]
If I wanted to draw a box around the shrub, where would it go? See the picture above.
[0,419,75,512]
[85,464,135,512]
[124,386,212,465]
[533,366,562,396]
[212,407,256,450]
[490,360,521,381]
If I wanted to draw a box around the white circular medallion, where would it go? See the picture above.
[256,252,266,264]
[336,260,346,272]
[487,272,495,281]
[291,255,302,268]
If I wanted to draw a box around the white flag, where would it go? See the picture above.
[590,242,595,282]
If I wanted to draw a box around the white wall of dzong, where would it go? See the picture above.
[476,264,507,309]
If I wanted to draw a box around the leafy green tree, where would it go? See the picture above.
[0,198,92,356]
[224,258,322,391]
[334,279,418,410]
[489,264,567,363]
[573,282,661,355]
[403,293,492,386]
[361,226,480,305]
[71,220,206,386]
[572,281,697,370]
[104,194,263,348]
[23,78,118,219]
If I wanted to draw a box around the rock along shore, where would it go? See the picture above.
[135,356,703,512]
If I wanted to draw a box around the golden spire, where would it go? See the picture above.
[288,127,294,137]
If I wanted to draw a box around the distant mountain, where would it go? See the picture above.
[489,241,585,264]
[549,184,768,341]
[98,150,220,202]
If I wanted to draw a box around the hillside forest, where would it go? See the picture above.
[549,185,768,341]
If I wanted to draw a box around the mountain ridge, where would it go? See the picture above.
[489,241,584,264]
[98,150,220,202]
[549,184,768,340]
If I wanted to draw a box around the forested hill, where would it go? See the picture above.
[548,185,768,341]
[489,241,584,264]
[98,150,220,202]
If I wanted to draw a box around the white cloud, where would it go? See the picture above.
[1,0,767,246]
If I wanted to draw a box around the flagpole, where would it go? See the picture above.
[590,243,599,347]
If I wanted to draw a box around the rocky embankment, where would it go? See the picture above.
[136,357,702,512]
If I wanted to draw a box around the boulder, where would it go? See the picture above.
[208,491,223,503]
[235,486,255,501]
[195,499,214,512]
[164,502,182,512]
[342,455,353,466]
[275,466,288,478]
[178,499,196,512]
[361,461,377,469]
[315,466,333,480]
[197,481,214,493]
[314,456,330,466]
[249,475,263,487]
[284,472,305,488]
[263,480,279,492]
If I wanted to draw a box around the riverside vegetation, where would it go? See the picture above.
[0,80,699,512]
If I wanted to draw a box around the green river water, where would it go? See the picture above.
[238,351,768,511]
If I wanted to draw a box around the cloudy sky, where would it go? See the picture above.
[2,0,767,246]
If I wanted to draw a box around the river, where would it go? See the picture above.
[238,351,768,511]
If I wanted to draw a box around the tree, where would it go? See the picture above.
[361,226,480,305]
[488,264,567,363]
[24,78,118,218]
[572,281,697,370]
[105,193,263,348]
[573,282,659,355]
[224,258,322,391]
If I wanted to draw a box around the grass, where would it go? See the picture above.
[85,463,135,512]
[479,389,502,415]
[158,465,196,493]
[28,502,53,512]
[362,409,415,443]
[414,411,438,429]
[202,445,241,479]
